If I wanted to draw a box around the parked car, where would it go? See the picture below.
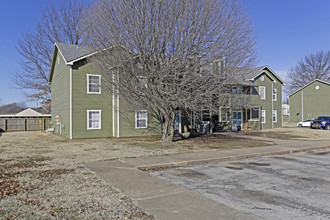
[297,120,312,127]
[310,116,330,130]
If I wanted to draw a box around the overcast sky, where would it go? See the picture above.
[1,0,330,106]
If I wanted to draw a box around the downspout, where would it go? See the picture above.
[271,82,274,128]
[260,106,262,130]
[288,96,290,123]
[69,66,73,139]
[112,73,115,137]
[301,91,304,121]
[117,73,120,137]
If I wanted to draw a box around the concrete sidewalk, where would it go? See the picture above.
[86,138,330,220]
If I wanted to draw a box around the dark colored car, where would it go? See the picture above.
[310,116,330,130]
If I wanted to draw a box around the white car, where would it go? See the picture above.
[297,120,312,127]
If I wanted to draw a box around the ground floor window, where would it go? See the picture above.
[87,110,101,129]
[272,110,277,122]
[261,110,266,123]
[220,108,230,122]
[251,108,259,119]
[136,110,147,128]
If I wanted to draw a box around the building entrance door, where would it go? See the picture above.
[232,111,242,128]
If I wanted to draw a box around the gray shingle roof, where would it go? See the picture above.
[243,66,266,80]
[56,43,95,63]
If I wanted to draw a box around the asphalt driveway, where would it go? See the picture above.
[151,149,330,220]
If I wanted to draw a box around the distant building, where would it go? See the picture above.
[0,108,51,132]
[282,104,289,116]
[0,108,50,118]
[288,79,330,123]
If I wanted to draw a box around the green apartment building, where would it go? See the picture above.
[215,66,285,131]
[289,79,330,123]
[49,43,285,139]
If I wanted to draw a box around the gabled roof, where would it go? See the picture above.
[49,43,97,83]
[288,79,330,97]
[0,108,51,117]
[56,43,95,64]
[245,65,286,85]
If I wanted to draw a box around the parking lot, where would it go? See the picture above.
[151,148,330,220]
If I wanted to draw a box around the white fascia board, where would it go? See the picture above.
[263,65,286,85]
[247,66,286,85]
[67,51,99,65]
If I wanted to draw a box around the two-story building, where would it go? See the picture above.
[49,43,285,139]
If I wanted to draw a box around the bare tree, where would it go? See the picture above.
[84,0,256,142]
[13,0,87,113]
[286,50,330,94]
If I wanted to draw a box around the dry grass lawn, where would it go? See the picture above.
[242,127,330,140]
[0,131,272,219]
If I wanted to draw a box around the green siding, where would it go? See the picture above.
[289,81,330,123]
[118,100,161,137]
[272,76,283,128]
[71,60,113,139]
[51,51,70,138]
[250,70,283,129]
[52,51,284,138]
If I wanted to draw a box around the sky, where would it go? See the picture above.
[1,0,330,106]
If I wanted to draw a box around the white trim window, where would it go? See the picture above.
[272,110,277,122]
[259,86,266,100]
[87,110,101,129]
[273,88,277,101]
[261,110,266,123]
[135,110,147,128]
[136,76,147,93]
[87,74,101,94]
[138,76,147,88]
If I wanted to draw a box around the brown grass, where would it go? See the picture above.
[0,131,272,219]
[242,127,330,140]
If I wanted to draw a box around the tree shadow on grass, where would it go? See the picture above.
[172,133,206,142]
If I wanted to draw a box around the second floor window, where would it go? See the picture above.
[259,86,266,100]
[232,86,242,94]
[136,76,147,93]
[87,74,101,94]
[273,89,277,101]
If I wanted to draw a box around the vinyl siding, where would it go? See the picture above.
[272,78,282,128]
[289,81,330,123]
[250,69,283,130]
[118,99,161,137]
[51,51,70,138]
[71,60,113,139]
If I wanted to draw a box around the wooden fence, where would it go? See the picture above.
[0,118,51,132]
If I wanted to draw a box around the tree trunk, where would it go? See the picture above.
[161,112,175,143]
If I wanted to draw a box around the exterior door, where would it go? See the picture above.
[174,110,181,134]
[232,111,242,127]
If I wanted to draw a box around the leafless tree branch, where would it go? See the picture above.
[286,50,330,94]
[84,0,256,142]
[13,0,87,112]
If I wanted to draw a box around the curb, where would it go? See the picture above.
[137,145,330,171]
